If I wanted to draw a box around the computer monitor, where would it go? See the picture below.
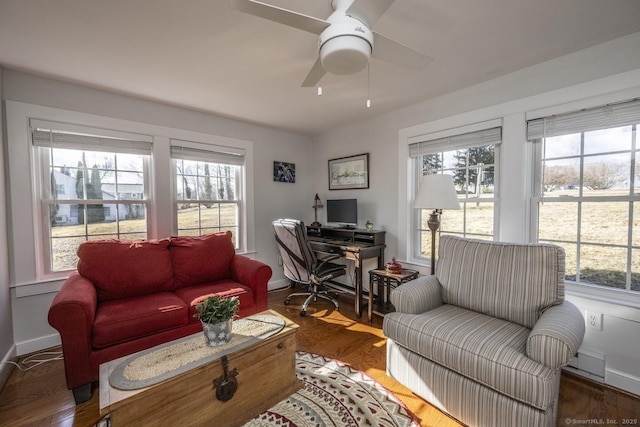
[326,199,357,228]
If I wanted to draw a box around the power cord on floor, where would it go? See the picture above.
[1,350,63,372]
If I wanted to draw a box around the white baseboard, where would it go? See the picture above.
[268,278,291,291]
[16,333,60,356]
[606,368,640,397]
[0,345,18,390]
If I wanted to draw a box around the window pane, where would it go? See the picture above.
[581,202,629,245]
[464,203,494,237]
[422,153,441,174]
[220,204,238,226]
[117,172,145,199]
[634,202,640,247]
[116,153,144,172]
[443,151,458,169]
[583,153,630,192]
[584,126,632,155]
[51,236,84,271]
[633,250,640,292]
[542,159,579,194]
[538,202,578,242]
[199,204,221,228]
[579,245,628,289]
[561,243,578,281]
[544,134,581,158]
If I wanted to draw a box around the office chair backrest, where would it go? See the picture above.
[272,218,317,284]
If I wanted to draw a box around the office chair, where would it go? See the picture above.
[272,218,346,316]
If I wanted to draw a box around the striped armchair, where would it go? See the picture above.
[383,236,585,427]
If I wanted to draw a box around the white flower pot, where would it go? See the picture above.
[201,319,233,347]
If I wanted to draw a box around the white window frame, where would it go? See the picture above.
[171,139,246,246]
[5,101,254,287]
[31,120,153,276]
[399,119,502,267]
[528,98,640,294]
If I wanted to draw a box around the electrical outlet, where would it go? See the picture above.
[586,311,603,331]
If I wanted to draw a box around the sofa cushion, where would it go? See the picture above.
[170,232,235,289]
[174,279,255,323]
[77,239,173,302]
[383,305,556,410]
[436,235,565,329]
[92,292,188,349]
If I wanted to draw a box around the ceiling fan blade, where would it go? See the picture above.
[372,32,433,70]
[346,0,395,27]
[301,58,327,87]
[229,0,329,34]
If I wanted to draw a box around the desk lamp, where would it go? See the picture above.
[311,193,323,227]
[414,174,460,275]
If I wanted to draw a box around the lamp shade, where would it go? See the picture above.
[414,174,461,210]
[313,193,324,208]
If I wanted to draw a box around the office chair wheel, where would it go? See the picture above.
[284,299,290,305]
[300,310,307,316]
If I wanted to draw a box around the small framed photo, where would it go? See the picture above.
[273,161,295,183]
[328,153,369,190]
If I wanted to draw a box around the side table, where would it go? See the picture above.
[368,268,419,322]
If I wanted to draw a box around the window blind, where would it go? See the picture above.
[526,98,640,141]
[409,127,502,157]
[171,142,245,166]
[30,119,153,155]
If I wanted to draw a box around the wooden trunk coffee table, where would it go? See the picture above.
[99,310,300,426]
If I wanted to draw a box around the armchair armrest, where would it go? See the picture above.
[526,301,585,369]
[230,255,272,312]
[47,272,97,390]
[389,275,443,314]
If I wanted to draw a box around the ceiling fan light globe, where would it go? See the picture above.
[320,36,371,75]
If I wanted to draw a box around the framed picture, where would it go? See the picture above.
[328,153,369,190]
[273,161,295,183]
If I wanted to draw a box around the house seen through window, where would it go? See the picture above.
[33,122,151,273]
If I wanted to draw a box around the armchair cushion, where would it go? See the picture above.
[170,232,235,288]
[384,305,555,410]
[77,239,173,301]
[437,236,565,329]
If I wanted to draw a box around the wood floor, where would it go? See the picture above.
[1,287,638,427]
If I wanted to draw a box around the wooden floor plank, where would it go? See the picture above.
[0,287,638,427]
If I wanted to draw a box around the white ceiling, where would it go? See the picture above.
[1,0,640,136]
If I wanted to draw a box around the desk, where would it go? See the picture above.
[368,268,419,322]
[307,226,385,318]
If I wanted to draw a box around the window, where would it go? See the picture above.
[32,120,152,274]
[409,127,501,262]
[171,141,244,247]
[528,98,640,293]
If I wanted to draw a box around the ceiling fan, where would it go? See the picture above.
[229,0,432,87]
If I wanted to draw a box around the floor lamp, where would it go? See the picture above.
[414,174,460,275]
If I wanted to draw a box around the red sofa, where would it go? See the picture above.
[48,232,271,403]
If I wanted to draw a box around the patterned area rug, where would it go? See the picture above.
[95,351,420,427]
[243,351,420,427]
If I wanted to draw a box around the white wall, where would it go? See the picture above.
[0,67,17,389]
[312,32,640,395]
[2,70,312,355]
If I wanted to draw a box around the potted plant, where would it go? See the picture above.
[195,295,240,347]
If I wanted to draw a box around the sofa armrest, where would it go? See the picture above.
[526,301,585,369]
[230,255,272,312]
[389,275,443,314]
[47,272,97,390]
